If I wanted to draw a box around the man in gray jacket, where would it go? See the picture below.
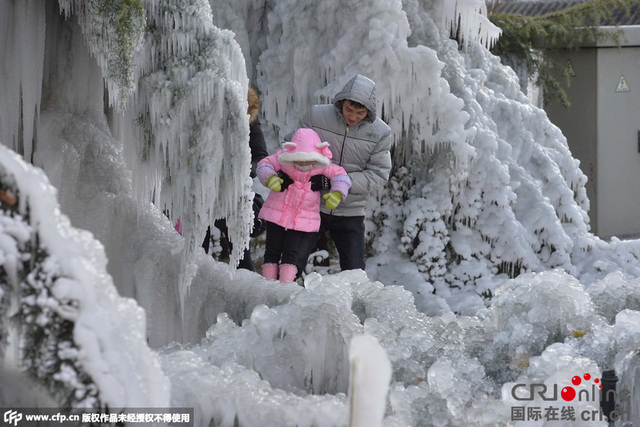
[293,74,392,275]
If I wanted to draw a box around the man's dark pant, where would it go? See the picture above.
[296,213,365,276]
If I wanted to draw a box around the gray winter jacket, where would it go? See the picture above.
[297,75,392,217]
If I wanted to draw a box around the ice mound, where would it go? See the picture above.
[587,271,640,323]
[490,270,599,353]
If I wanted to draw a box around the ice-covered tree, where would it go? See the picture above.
[3,0,640,424]
[0,0,256,403]
[2,0,254,311]
[0,145,169,409]
[239,0,640,303]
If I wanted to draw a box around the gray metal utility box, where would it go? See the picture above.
[546,26,640,239]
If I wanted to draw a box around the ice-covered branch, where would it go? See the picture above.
[444,0,502,49]
[95,0,254,305]
[136,0,251,297]
[0,145,169,408]
[57,0,146,108]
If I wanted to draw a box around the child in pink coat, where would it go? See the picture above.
[257,128,351,282]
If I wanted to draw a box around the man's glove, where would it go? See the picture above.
[266,175,284,192]
[323,191,343,210]
[310,175,330,192]
[277,171,294,191]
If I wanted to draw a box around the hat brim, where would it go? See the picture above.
[278,152,330,167]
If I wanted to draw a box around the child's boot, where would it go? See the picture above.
[278,264,298,283]
[262,263,278,280]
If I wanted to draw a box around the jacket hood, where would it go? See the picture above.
[248,87,260,124]
[332,74,377,122]
[278,128,332,168]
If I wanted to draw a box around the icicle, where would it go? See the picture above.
[0,0,46,160]
[57,0,145,109]
[443,0,502,50]
[124,0,252,311]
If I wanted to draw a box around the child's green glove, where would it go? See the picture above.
[266,175,284,192]
[323,191,343,210]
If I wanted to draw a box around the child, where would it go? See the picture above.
[257,128,351,282]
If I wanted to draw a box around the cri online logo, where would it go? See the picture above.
[511,372,627,402]
[561,373,599,401]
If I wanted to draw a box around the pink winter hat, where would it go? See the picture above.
[278,128,332,167]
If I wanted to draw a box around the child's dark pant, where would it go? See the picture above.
[264,221,319,266]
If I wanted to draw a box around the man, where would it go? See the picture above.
[292,74,392,275]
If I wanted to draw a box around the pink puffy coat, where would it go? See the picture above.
[257,128,351,232]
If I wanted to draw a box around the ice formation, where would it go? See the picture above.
[444,0,502,50]
[1,0,640,426]
[112,0,254,303]
[348,334,392,427]
[0,0,45,163]
[0,145,169,408]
